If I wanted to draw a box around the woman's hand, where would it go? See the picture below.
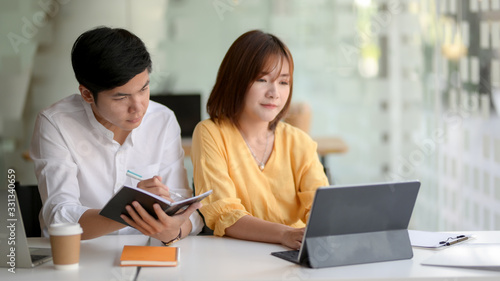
[281,227,305,250]
[224,215,305,250]
[120,201,201,242]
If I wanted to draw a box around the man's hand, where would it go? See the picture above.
[120,201,201,242]
[136,176,175,202]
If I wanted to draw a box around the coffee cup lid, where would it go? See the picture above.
[48,223,83,236]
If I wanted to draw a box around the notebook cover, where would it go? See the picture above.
[99,185,212,226]
[120,245,178,267]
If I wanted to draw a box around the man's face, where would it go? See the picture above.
[82,69,150,133]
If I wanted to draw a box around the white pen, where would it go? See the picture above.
[126,170,186,200]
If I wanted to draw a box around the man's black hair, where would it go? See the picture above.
[71,26,152,103]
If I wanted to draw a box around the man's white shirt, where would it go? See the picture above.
[30,94,202,236]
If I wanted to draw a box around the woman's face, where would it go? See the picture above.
[240,58,290,125]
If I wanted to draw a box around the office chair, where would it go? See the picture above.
[283,103,333,183]
[190,181,214,236]
[14,182,42,237]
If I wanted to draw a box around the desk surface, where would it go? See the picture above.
[3,232,500,281]
[314,136,348,156]
[3,235,149,281]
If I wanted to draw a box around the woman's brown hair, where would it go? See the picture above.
[206,30,294,131]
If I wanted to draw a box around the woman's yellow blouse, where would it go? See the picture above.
[191,119,329,236]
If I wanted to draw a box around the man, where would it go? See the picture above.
[30,26,202,244]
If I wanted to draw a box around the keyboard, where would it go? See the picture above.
[271,250,299,263]
[31,254,50,263]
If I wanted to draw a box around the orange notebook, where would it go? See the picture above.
[120,245,179,267]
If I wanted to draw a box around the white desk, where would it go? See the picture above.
[140,232,500,281]
[3,232,500,281]
[3,235,148,281]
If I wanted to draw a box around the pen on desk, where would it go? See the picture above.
[439,235,469,246]
[446,236,469,246]
[126,170,186,200]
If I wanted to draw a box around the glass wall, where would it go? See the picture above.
[0,0,499,231]
[159,0,500,231]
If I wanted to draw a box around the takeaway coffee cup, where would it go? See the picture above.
[48,223,83,270]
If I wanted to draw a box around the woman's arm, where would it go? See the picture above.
[191,121,245,233]
[225,215,304,249]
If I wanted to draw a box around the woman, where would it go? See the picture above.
[191,30,328,249]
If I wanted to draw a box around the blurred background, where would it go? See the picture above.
[1,0,499,232]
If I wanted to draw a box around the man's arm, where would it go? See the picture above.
[78,209,126,240]
[32,112,103,237]
[79,176,197,240]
